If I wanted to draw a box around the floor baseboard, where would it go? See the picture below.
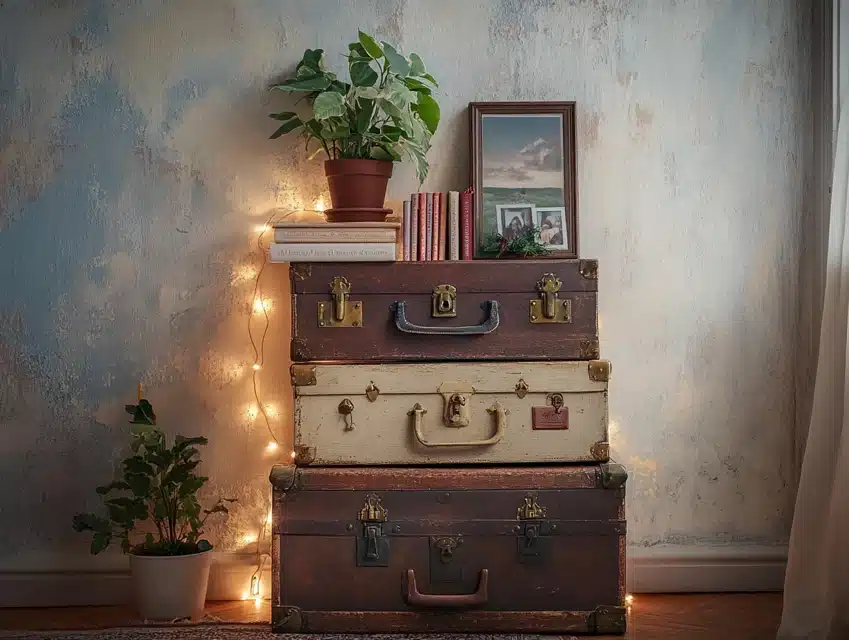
[627,544,788,593]
[0,545,787,607]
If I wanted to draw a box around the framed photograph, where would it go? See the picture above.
[470,101,577,258]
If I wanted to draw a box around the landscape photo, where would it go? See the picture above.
[480,113,567,244]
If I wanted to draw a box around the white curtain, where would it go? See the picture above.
[778,99,849,639]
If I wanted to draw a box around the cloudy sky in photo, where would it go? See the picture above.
[481,114,565,189]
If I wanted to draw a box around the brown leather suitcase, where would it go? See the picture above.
[289,259,600,363]
[270,463,627,635]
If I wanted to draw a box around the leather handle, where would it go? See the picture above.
[403,569,489,608]
[393,301,500,335]
[409,402,507,448]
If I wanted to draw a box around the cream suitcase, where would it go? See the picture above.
[290,361,611,466]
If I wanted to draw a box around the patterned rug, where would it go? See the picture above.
[0,625,578,640]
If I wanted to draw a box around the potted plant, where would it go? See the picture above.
[72,398,235,621]
[268,30,440,222]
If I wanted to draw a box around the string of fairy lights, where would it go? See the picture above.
[241,202,325,606]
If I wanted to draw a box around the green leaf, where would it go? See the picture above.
[304,119,323,138]
[270,116,303,139]
[350,61,378,87]
[125,473,151,497]
[413,93,440,135]
[369,146,394,161]
[96,481,130,495]
[270,73,332,93]
[122,456,153,476]
[381,42,410,76]
[91,532,111,555]
[355,99,375,133]
[72,513,112,534]
[197,539,213,552]
[421,72,438,86]
[403,77,432,95]
[409,52,426,77]
[313,92,345,120]
[179,474,207,497]
[358,31,383,59]
[268,111,298,122]
[297,48,325,73]
[348,42,369,58]
[120,536,131,553]
[163,460,200,485]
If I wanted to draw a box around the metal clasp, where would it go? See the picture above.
[432,284,457,318]
[516,494,552,558]
[438,383,474,428]
[318,276,363,328]
[529,273,572,324]
[356,494,389,567]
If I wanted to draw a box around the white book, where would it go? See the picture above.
[402,200,411,262]
[269,242,396,262]
[448,191,460,261]
[274,228,398,243]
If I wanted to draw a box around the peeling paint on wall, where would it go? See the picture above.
[0,0,808,565]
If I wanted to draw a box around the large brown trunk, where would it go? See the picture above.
[270,464,627,635]
[290,259,600,363]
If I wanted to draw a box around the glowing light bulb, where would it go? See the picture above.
[243,533,257,545]
[266,442,278,453]
[254,224,270,233]
[246,405,259,420]
[267,509,273,523]
[252,363,261,371]
[290,451,297,459]
[314,198,326,213]
[254,596,262,609]
[264,404,277,418]
[625,594,634,606]
[252,298,272,314]
[250,575,260,596]
[241,591,249,601]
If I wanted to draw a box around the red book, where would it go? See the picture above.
[460,187,474,260]
[431,192,441,261]
[417,192,427,261]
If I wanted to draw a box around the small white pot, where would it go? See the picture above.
[129,549,212,621]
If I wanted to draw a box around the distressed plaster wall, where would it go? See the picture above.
[0,0,809,579]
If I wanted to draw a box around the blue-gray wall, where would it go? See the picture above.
[0,0,810,601]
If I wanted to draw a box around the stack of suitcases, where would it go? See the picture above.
[269,259,628,635]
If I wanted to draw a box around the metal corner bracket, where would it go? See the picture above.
[590,605,626,634]
[272,605,303,632]
[588,360,612,382]
[590,440,610,462]
[579,259,599,280]
[269,464,298,492]
[290,364,316,387]
[600,462,628,490]
[293,444,315,465]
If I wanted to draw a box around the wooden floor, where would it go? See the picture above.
[0,593,783,638]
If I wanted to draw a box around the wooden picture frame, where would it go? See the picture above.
[469,101,578,259]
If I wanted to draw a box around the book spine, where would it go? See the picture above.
[417,192,426,261]
[274,229,397,243]
[449,190,460,261]
[409,195,418,262]
[460,187,474,260]
[431,192,441,261]
[269,242,396,262]
[402,200,411,261]
[438,191,447,261]
[425,192,434,261]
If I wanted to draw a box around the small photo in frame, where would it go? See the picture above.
[470,101,578,258]
[535,206,568,250]
[496,204,536,241]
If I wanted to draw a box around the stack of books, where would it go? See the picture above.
[269,221,402,263]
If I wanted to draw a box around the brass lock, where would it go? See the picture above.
[318,276,363,328]
[529,273,572,324]
[432,284,457,318]
[437,382,473,428]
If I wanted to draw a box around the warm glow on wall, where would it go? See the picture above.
[313,197,326,212]
[243,533,258,545]
[246,404,259,420]
[265,441,278,453]
[252,298,272,314]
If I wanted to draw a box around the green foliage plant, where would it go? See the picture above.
[267,30,440,183]
[480,226,552,259]
[72,399,236,556]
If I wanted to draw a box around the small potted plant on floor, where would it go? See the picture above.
[72,397,235,621]
[268,30,440,222]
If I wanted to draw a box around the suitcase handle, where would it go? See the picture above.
[409,401,507,448]
[392,300,500,335]
[403,568,489,608]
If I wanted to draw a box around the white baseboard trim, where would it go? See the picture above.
[0,544,787,607]
[627,544,788,594]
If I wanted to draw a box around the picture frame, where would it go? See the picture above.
[469,101,578,259]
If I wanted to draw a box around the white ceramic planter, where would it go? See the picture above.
[129,549,212,621]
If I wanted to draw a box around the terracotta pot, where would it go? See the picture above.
[129,549,212,621]
[325,159,393,210]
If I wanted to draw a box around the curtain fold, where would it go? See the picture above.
[778,99,849,639]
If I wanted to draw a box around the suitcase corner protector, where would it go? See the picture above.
[293,444,316,465]
[290,363,316,386]
[588,359,612,382]
[272,605,303,632]
[291,263,312,281]
[600,462,628,489]
[579,259,599,280]
[269,465,298,491]
[590,440,610,462]
[590,605,627,634]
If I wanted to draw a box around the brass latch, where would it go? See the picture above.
[529,273,572,324]
[356,494,389,567]
[318,276,363,328]
[432,284,457,318]
[515,494,553,558]
[438,382,474,428]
